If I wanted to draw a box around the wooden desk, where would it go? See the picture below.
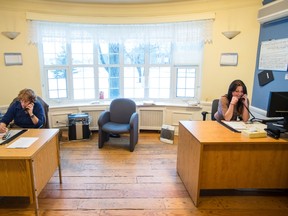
[0,129,62,214]
[177,121,288,206]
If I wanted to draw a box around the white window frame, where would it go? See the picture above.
[38,39,202,105]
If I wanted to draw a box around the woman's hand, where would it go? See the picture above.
[0,123,8,133]
[230,96,239,106]
[25,103,34,116]
[241,94,248,105]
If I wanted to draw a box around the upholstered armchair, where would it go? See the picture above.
[98,98,139,152]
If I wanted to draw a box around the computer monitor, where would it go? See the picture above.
[266,91,288,130]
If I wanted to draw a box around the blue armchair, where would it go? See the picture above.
[98,98,139,152]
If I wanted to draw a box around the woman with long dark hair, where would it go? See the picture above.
[214,79,250,122]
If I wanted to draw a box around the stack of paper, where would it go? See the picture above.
[242,130,267,138]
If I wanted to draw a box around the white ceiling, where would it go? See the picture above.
[45,0,194,4]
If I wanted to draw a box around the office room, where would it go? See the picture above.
[0,0,288,215]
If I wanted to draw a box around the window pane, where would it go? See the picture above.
[72,67,95,99]
[177,77,185,87]
[148,67,170,98]
[177,89,185,97]
[59,90,67,98]
[71,39,93,65]
[58,79,67,89]
[160,78,170,88]
[49,90,59,99]
[150,40,171,64]
[124,39,145,64]
[186,89,195,97]
[43,38,67,65]
[124,67,144,98]
[47,69,67,99]
[99,67,120,99]
[176,67,196,98]
[98,41,120,65]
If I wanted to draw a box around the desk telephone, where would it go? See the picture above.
[264,122,287,139]
[265,128,280,139]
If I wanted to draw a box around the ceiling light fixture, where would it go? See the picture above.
[2,31,20,40]
[222,31,241,40]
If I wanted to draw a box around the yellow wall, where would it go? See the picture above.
[0,0,262,105]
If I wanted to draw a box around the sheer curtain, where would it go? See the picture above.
[28,19,213,45]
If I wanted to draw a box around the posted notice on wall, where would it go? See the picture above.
[258,38,288,71]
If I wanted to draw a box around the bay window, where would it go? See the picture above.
[30,20,213,104]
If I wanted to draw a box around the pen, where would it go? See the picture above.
[2,130,11,140]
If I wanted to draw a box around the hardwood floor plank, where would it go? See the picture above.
[1,131,287,216]
[77,198,166,209]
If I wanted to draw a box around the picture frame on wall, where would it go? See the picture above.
[4,53,23,66]
[220,53,238,66]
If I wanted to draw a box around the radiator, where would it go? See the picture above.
[139,109,164,130]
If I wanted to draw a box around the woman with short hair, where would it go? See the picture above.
[0,88,45,133]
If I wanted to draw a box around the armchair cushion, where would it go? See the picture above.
[102,122,130,134]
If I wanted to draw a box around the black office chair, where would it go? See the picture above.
[201,99,219,121]
[98,98,139,152]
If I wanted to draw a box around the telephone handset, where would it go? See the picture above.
[24,103,33,113]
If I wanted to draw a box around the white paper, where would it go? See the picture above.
[220,53,238,66]
[222,121,267,132]
[258,38,288,71]
[7,137,39,149]
[4,53,23,65]
[222,121,247,130]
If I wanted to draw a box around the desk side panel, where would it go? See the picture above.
[177,122,202,206]
[201,144,288,189]
[0,160,32,196]
[33,133,59,194]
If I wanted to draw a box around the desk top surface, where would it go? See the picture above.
[180,121,288,144]
[0,129,59,159]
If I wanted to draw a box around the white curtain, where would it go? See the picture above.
[28,19,213,45]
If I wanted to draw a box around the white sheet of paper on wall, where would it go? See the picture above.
[220,53,238,66]
[4,53,23,66]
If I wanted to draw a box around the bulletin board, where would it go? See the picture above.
[251,17,288,111]
[258,38,288,71]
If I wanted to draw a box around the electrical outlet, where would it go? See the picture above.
[285,73,288,80]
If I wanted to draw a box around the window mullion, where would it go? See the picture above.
[94,41,99,100]
[66,43,74,101]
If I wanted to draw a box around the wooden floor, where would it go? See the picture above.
[0,130,288,216]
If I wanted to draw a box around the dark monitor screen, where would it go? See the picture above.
[267,91,288,118]
[266,91,288,130]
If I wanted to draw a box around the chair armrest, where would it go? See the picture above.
[130,112,139,129]
[98,111,110,126]
[201,111,209,121]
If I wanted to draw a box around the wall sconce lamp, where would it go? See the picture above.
[1,31,20,40]
[222,31,241,40]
